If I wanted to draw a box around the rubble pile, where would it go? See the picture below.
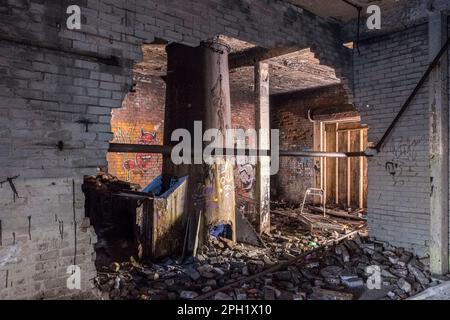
[83,171,140,193]
[94,232,439,300]
[283,234,436,300]
[94,238,290,301]
[92,198,439,301]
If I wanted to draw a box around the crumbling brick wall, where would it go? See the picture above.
[107,75,165,189]
[106,77,256,193]
[0,0,350,299]
[354,23,431,256]
[271,84,349,204]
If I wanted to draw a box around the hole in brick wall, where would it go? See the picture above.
[82,175,140,268]
[85,34,369,273]
[106,41,168,190]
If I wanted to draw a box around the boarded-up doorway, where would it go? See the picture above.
[314,122,368,209]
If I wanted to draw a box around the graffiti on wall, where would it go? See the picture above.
[122,129,159,172]
[112,122,162,182]
[385,137,422,162]
[385,161,405,186]
[233,127,256,197]
[288,158,314,177]
[382,137,422,186]
[237,163,255,191]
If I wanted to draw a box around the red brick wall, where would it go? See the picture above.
[107,76,346,206]
[107,76,256,192]
[107,76,165,189]
[231,88,256,199]
[271,84,348,204]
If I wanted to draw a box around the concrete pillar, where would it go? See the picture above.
[161,43,205,256]
[429,11,449,275]
[162,43,203,190]
[255,62,271,235]
[202,39,236,242]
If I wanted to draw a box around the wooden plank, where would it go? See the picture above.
[325,123,336,205]
[308,206,366,221]
[320,122,324,190]
[313,122,322,205]
[347,131,351,208]
[337,123,369,131]
[335,124,339,205]
[338,130,348,206]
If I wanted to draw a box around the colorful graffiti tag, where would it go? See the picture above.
[112,122,162,182]
[237,162,255,191]
[122,128,159,172]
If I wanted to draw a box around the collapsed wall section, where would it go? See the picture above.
[0,0,350,299]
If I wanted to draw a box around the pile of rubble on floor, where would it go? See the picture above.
[92,196,443,301]
[94,229,443,300]
[83,171,141,193]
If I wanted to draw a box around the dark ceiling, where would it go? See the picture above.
[285,0,401,23]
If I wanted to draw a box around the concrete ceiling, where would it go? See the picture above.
[286,0,401,23]
[134,36,256,78]
[229,49,339,95]
[135,38,339,95]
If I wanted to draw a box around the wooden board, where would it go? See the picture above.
[313,122,322,205]
[317,122,368,209]
[325,123,336,206]
[337,130,348,206]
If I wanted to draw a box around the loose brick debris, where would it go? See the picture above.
[93,204,443,300]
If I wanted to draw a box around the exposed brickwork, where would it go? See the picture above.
[355,23,431,256]
[106,77,256,192]
[271,84,348,204]
[0,0,351,299]
[0,178,97,300]
[107,75,165,188]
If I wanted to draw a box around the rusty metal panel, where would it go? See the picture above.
[151,176,188,259]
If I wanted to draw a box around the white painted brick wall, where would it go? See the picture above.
[0,178,97,299]
[355,23,431,256]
